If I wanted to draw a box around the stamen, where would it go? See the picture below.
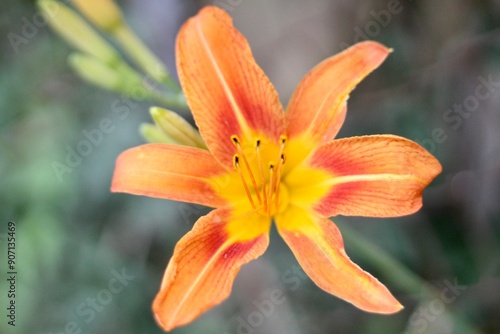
[231,134,288,215]
[274,154,285,210]
[255,139,267,210]
[274,136,287,211]
[231,135,262,204]
[267,163,275,216]
[233,154,256,209]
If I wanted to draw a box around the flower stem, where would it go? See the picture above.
[111,61,186,110]
[337,221,482,334]
[149,92,188,111]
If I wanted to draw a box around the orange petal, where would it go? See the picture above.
[294,135,442,217]
[275,206,402,313]
[176,6,286,169]
[111,144,229,208]
[285,41,390,154]
[152,208,270,331]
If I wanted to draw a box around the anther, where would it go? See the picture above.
[277,136,287,164]
[231,135,240,146]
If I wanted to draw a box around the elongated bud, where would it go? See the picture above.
[72,0,124,32]
[68,53,123,91]
[139,123,176,144]
[69,53,158,100]
[111,25,171,86]
[150,107,206,149]
[38,0,118,64]
[71,0,172,87]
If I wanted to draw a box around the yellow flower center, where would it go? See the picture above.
[231,134,289,217]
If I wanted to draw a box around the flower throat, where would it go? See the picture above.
[231,134,287,217]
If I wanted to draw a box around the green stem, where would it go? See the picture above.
[112,23,180,91]
[112,61,186,110]
[149,92,188,111]
[337,221,482,334]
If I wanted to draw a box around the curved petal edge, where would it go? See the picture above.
[276,206,403,314]
[153,208,270,331]
[286,41,391,149]
[176,6,285,169]
[111,144,229,208]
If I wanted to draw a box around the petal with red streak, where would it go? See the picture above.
[152,208,270,331]
[287,135,442,217]
[111,144,230,208]
[276,205,403,314]
[285,42,390,155]
[176,6,285,169]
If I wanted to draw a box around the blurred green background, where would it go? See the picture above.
[1,0,500,333]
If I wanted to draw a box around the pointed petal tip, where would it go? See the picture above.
[431,155,443,178]
[343,273,404,315]
[396,302,405,312]
[285,40,391,147]
[151,209,270,332]
[299,135,442,218]
[353,40,392,59]
[110,179,127,194]
[176,3,285,168]
[276,209,405,315]
[110,144,229,207]
[152,310,169,331]
[152,305,178,332]
[109,183,118,193]
[356,273,404,314]
[374,295,404,315]
[414,139,443,183]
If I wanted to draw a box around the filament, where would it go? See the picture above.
[274,154,285,210]
[267,163,275,216]
[233,155,256,209]
[230,134,287,216]
[255,139,267,210]
[232,135,262,204]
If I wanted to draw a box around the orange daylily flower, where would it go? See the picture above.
[111,6,442,331]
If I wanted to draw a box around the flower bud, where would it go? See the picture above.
[38,0,118,64]
[150,107,206,149]
[68,53,123,91]
[139,123,175,144]
[72,0,124,32]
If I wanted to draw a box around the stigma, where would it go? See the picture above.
[231,134,288,217]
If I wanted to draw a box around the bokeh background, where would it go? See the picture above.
[1,0,500,333]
